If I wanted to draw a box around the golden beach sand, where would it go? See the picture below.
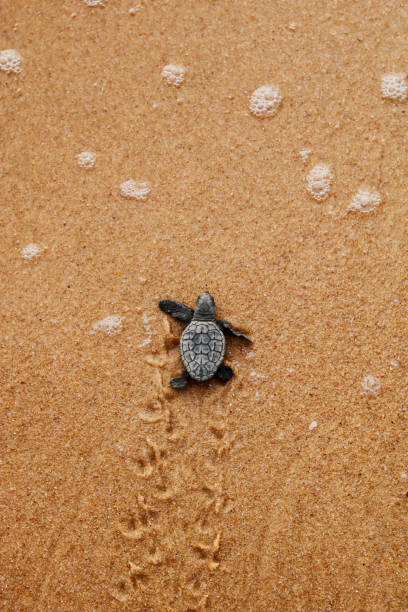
[1,1,407,610]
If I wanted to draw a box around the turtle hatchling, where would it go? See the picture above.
[159,291,252,389]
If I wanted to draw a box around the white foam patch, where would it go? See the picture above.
[381,73,407,102]
[83,0,104,6]
[120,180,150,200]
[21,243,42,260]
[307,164,333,201]
[249,84,281,117]
[77,151,96,169]
[162,64,185,86]
[0,49,22,74]
[91,316,123,336]
[361,375,381,395]
[309,421,318,430]
[299,149,312,162]
[139,313,152,347]
[348,188,381,213]
[249,371,269,383]
[129,1,142,13]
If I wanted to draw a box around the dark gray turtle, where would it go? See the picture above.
[159,291,252,389]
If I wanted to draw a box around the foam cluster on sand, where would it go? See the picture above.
[162,64,185,86]
[348,188,381,213]
[0,49,22,74]
[83,0,104,6]
[381,73,407,101]
[249,84,281,117]
[77,151,96,169]
[21,244,42,261]
[120,179,150,200]
[91,316,123,336]
[306,164,333,201]
[138,313,152,347]
[361,375,381,395]
[299,149,312,162]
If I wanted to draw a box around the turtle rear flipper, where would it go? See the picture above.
[217,319,252,342]
[170,370,190,389]
[217,364,234,382]
[159,300,194,323]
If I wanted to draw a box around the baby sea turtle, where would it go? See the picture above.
[159,291,252,389]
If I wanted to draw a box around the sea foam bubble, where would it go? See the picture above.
[0,49,22,74]
[22,243,42,260]
[348,188,381,213]
[162,64,185,86]
[120,180,150,200]
[306,164,333,201]
[362,375,381,395]
[381,73,407,102]
[249,84,281,117]
[77,151,96,169]
[91,316,123,336]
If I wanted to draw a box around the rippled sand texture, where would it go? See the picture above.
[1,1,408,610]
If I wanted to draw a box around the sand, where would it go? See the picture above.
[1,1,407,610]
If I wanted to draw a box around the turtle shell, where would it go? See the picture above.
[180,321,226,382]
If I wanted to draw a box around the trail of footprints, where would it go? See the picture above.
[113,318,235,609]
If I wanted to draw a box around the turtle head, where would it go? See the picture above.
[194,292,216,321]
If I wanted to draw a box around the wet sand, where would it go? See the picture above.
[1,1,408,610]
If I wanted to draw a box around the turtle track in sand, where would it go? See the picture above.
[112,316,235,610]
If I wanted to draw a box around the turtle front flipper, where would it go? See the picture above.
[159,299,194,323]
[170,370,190,389]
[217,319,252,342]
